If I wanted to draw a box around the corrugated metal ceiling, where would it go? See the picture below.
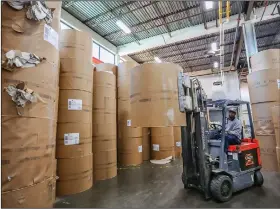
[62,1,248,46]
[129,17,280,72]
[62,1,280,71]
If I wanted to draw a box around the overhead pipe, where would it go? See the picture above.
[219,0,225,85]
[226,1,230,22]
[230,2,242,69]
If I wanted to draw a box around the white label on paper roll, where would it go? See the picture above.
[68,99,82,110]
[44,24,58,50]
[153,144,160,151]
[277,79,280,89]
[176,142,181,147]
[127,120,131,126]
[138,145,142,153]
[64,133,79,145]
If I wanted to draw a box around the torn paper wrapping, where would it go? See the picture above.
[6,0,26,10]
[2,50,45,72]
[150,156,173,165]
[3,82,45,115]
[26,1,54,24]
[6,1,54,23]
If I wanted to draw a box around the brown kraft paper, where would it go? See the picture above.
[250,49,280,71]
[130,63,186,127]
[271,105,280,147]
[95,63,118,76]
[257,135,278,172]
[151,127,174,160]
[60,30,92,62]
[118,137,143,166]
[251,102,279,135]
[142,128,151,161]
[247,68,280,104]
[56,170,93,196]
[2,177,56,208]
[173,127,182,158]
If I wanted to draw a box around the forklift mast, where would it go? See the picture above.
[178,72,212,199]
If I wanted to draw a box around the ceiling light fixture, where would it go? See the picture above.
[116,20,131,34]
[154,57,162,63]
[213,61,219,68]
[205,1,213,10]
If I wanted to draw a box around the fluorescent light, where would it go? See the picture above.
[211,42,218,51]
[116,20,131,34]
[154,57,162,63]
[205,1,213,10]
[213,62,219,68]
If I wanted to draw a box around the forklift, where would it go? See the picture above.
[178,72,263,202]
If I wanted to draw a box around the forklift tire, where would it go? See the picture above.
[254,171,264,186]
[210,175,233,202]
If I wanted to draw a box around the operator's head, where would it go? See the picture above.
[228,108,236,120]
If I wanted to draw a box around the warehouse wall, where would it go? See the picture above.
[195,71,241,101]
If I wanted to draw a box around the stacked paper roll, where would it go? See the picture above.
[92,71,117,180]
[151,127,174,160]
[1,2,61,207]
[56,30,93,196]
[117,62,143,166]
[247,49,280,172]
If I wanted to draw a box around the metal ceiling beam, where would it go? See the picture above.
[183,60,232,69]
[152,2,172,37]
[182,1,194,26]
[234,1,255,68]
[64,1,75,8]
[200,3,208,30]
[119,3,278,56]
[82,1,135,25]
[142,32,278,62]
[215,2,219,27]
[84,2,157,27]
[175,43,192,70]
[140,2,163,37]
[104,4,204,39]
[143,29,237,54]
[106,2,236,41]
[100,1,141,45]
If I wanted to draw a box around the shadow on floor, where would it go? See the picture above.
[55,160,280,208]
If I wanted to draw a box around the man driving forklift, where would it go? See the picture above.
[209,108,242,152]
[224,108,242,152]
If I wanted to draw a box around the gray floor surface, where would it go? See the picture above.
[55,160,280,208]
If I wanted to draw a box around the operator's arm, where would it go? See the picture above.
[228,119,242,139]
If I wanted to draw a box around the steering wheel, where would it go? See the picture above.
[210,123,223,131]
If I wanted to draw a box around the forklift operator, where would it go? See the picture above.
[224,108,242,151]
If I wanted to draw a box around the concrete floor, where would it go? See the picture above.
[55,160,280,208]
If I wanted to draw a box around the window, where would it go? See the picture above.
[100,47,115,64]
[92,42,100,59]
[60,22,72,30]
